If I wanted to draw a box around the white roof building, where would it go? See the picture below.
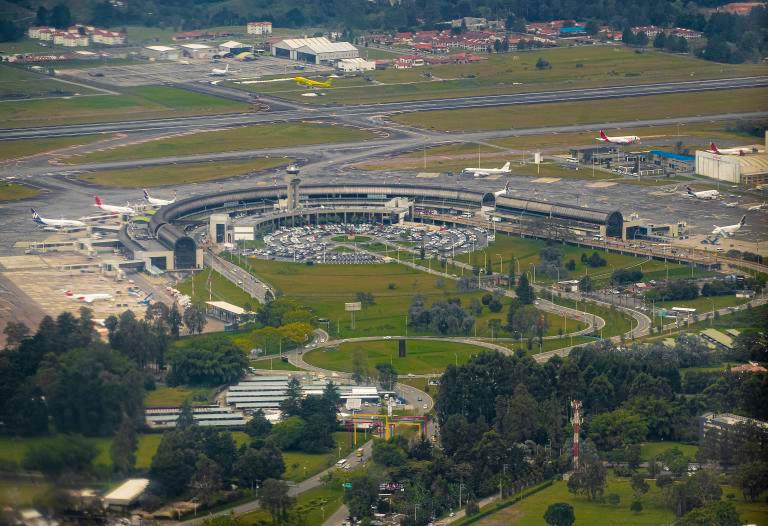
[337,57,376,72]
[272,37,358,64]
[180,43,216,59]
[104,479,150,508]
[144,45,179,61]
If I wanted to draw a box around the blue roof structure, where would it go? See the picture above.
[649,150,695,162]
[560,26,586,34]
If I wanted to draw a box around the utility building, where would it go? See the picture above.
[143,45,179,61]
[271,37,358,64]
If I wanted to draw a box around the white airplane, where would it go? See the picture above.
[686,186,720,200]
[31,208,86,229]
[209,64,231,76]
[723,202,738,208]
[143,189,176,206]
[711,215,746,238]
[94,195,135,215]
[64,290,113,303]
[463,161,511,178]
[748,202,767,211]
[494,181,511,197]
[596,130,640,145]
[708,142,749,156]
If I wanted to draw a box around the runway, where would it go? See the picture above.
[1,76,766,140]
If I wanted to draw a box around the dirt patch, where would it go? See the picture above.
[474,506,526,525]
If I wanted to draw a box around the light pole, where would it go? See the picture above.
[709,298,714,326]
[497,254,503,275]
[530,263,536,283]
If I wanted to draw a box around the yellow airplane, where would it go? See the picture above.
[293,76,332,88]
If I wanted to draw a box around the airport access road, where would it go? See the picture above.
[1,76,766,140]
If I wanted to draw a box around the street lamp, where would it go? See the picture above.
[497,254,503,275]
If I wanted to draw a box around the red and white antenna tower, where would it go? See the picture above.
[571,399,582,470]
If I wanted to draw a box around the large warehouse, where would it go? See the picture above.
[271,36,358,64]
[695,133,768,187]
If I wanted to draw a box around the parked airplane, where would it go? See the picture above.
[94,196,135,215]
[723,202,738,208]
[293,76,332,88]
[686,186,720,200]
[64,290,113,303]
[463,161,511,178]
[210,64,231,76]
[143,189,176,206]
[494,181,511,197]
[31,208,86,229]
[711,215,746,238]
[748,202,767,211]
[596,130,641,145]
[708,142,749,156]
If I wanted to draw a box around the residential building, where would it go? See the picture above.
[92,29,124,45]
[670,27,703,40]
[247,21,272,35]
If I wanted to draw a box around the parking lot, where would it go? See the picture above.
[235,223,489,264]
[58,55,330,87]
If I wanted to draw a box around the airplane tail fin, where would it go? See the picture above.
[685,186,695,196]
[502,161,510,171]
[64,290,73,297]
[95,195,102,206]
[740,215,746,226]
[599,130,608,140]
[225,64,229,72]
[709,142,721,154]
[31,208,44,224]
[143,189,150,201]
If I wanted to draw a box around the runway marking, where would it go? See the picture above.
[416,172,440,178]
[587,181,618,188]
[531,177,561,183]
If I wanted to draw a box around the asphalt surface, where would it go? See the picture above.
[1,76,766,139]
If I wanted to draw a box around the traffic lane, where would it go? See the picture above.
[396,381,434,415]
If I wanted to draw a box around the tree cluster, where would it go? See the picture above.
[408,295,475,335]
[272,379,340,453]
[581,252,607,268]
[167,336,248,386]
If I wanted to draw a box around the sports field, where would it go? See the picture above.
[0,85,248,128]
[304,339,490,375]
[233,46,768,105]
[67,123,376,164]
[177,268,258,308]
[0,182,39,202]
[392,88,768,131]
[77,157,289,188]
[0,134,105,161]
[245,259,583,338]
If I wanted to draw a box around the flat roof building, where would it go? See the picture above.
[181,43,216,59]
[272,37,358,64]
[206,300,247,324]
[248,21,272,35]
[648,150,695,175]
[695,133,768,187]
[104,479,149,509]
[337,57,376,72]
[220,40,252,55]
[144,45,179,61]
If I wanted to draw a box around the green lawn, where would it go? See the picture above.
[283,432,355,482]
[244,259,581,338]
[0,64,101,99]
[251,357,302,371]
[78,158,289,188]
[392,88,768,132]
[0,182,40,202]
[0,479,51,507]
[177,268,258,308]
[0,435,112,467]
[639,441,698,461]
[136,434,162,469]
[305,339,491,375]
[0,134,104,161]
[67,123,375,165]
[656,294,751,312]
[0,85,248,128]
[232,46,768,106]
[144,385,216,407]
[495,335,597,355]
[550,296,636,339]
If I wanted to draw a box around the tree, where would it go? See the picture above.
[183,306,207,335]
[351,348,367,385]
[516,273,535,304]
[280,377,303,417]
[674,501,741,526]
[190,454,223,500]
[622,28,634,45]
[35,6,50,26]
[588,409,648,450]
[244,409,272,438]
[167,336,247,386]
[654,31,668,49]
[567,441,606,501]
[344,473,381,519]
[372,440,407,467]
[3,322,30,349]
[258,479,294,524]
[177,399,196,430]
[630,501,643,513]
[496,384,539,443]
[270,416,306,450]
[4,383,49,436]
[544,503,575,526]
[111,413,138,476]
[49,3,72,29]
[535,57,551,70]
[608,493,621,506]
[234,442,285,489]
[169,304,182,339]
[631,473,650,500]
[23,435,97,478]
[376,363,398,391]
[733,461,768,502]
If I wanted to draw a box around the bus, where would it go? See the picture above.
[356,448,364,458]
[336,459,347,469]
[671,307,696,316]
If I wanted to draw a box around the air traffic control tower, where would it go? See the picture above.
[285,175,301,211]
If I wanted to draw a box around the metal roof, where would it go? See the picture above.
[104,479,149,505]
[274,37,357,54]
[649,150,695,162]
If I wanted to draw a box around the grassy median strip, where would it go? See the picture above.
[68,122,375,165]
[0,182,40,201]
[0,134,104,161]
[392,88,768,132]
[77,158,290,188]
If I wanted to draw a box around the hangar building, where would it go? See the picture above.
[695,133,768,187]
[271,37,358,64]
[143,45,179,61]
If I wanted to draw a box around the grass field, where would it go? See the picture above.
[67,123,376,165]
[392,88,768,132]
[0,64,101,99]
[251,357,302,371]
[0,85,248,128]
[0,182,39,202]
[0,435,113,467]
[233,46,768,105]
[305,339,491,375]
[639,441,698,461]
[77,158,289,188]
[244,259,581,338]
[0,479,51,507]
[144,385,216,407]
[495,335,597,354]
[549,296,636,338]
[283,432,354,482]
[177,268,258,308]
[0,134,105,161]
